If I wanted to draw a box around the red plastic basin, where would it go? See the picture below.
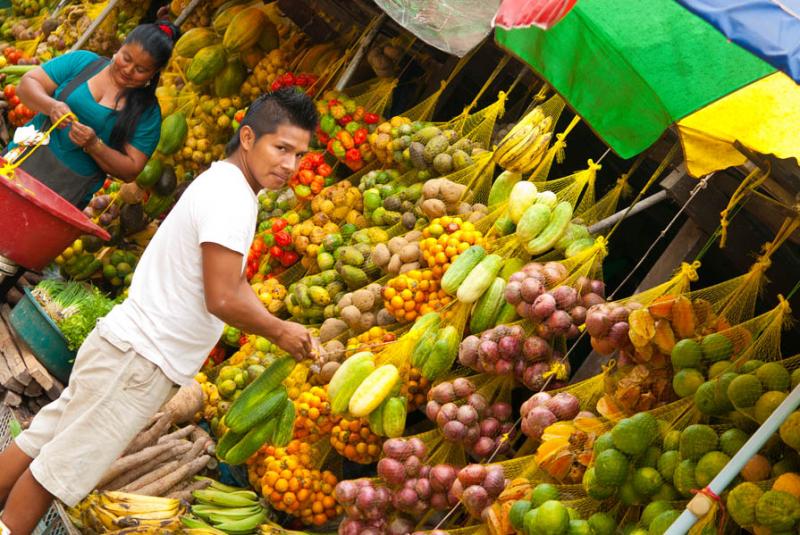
[0,158,110,271]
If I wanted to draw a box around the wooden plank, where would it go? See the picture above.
[0,313,31,386]
[45,378,64,401]
[634,220,707,293]
[23,381,42,398]
[1,304,55,392]
[3,390,22,408]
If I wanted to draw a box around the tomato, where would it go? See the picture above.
[274,230,291,247]
[3,84,15,99]
[271,218,287,233]
[346,148,362,162]
[298,169,315,185]
[280,251,299,267]
[270,245,283,258]
[8,95,20,107]
[353,128,368,146]
[316,163,332,177]
[364,113,380,124]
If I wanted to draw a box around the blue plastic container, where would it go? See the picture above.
[9,288,75,383]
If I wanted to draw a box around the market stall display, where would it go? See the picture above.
[0,1,799,535]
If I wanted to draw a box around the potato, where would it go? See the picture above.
[387,254,402,274]
[422,178,441,199]
[399,261,420,274]
[371,243,391,267]
[319,318,348,343]
[387,236,407,255]
[399,243,419,263]
[320,361,341,382]
[324,339,346,361]
[357,312,375,333]
[406,230,422,242]
[457,202,472,215]
[340,305,361,328]
[367,283,383,303]
[472,203,487,213]
[337,293,353,310]
[421,198,447,219]
[351,289,375,313]
[439,180,466,204]
[467,211,484,223]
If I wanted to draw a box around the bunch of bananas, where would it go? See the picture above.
[493,107,554,174]
[182,480,268,534]
[69,491,185,533]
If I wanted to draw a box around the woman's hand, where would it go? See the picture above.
[273,320,313,362]
[48,101,73,128]
[68,121,99,150]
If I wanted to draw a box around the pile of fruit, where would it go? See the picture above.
[288,151,335,201]
[425,378,515,459]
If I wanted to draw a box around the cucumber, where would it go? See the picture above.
[516,204,552,242]
[422,326,459,380]
[495,301,519,325]
[555,223,590,252]
[470,277,506,333]
[330,355,376,414]
[494,214,516,236]
[488,170,522,208]
[225,356,294,433]
[441,245,487,295]
[272,399,296,447]
[224,418,277,465]
[457,254,504,304]
[534,190,558,209]
[349,364,400,417]
[215,426,244,461]
[382,397,407,438]
[408,312,441,339]
[412,329,438,369]
[327,351,374,401]
[525,201,573,255]
[368,398,386,436]
[226,385,287,434]
[565,237,595,258]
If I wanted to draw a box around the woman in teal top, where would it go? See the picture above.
[8,21,179,207]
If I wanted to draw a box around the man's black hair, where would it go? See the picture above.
[226,88,318,155]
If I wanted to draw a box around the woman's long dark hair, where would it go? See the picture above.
[109,21,179,150]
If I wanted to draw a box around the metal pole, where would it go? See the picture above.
[51,0,71,18]
[174,0,203,28]
[587,190,668,234]
[70,0,121,51]
[334,13,386,90]
[666,383,800,535]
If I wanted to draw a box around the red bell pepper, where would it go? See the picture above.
[271,218,288,233]
[274,230,291,247]
[270,245,283,258]
[346,148,362,162]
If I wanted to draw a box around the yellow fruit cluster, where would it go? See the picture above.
[251,278,287,314]
[383,269,450,323]
[171,95,238,176]
[241,49,288,100]
[369,116,412,166]
[291,215,339,261]
[330,417,382,464]
[248,441,341,526]
[310,181,366,226]
[292,385,340,443]
[420,217,484,279]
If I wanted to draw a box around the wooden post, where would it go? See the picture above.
[334,14,386,90]
[174,0,203,28]
[70,0,121,52]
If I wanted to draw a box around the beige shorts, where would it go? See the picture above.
[15,329,174,506]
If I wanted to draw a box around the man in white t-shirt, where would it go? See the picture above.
[0,89,318,534]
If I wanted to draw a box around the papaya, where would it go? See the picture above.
[186,44,226,86]
[156,112,187,155]
[223,7,265,53]
[135,158,163,188]
[214,59,247,97]
[257,19,279,51]
[240,47,263,70]
[212,2,248,34]
[174,27,219,58]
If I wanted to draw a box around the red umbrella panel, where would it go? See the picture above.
[494,0,579,30]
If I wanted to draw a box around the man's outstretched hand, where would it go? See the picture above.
[273,320,313,362]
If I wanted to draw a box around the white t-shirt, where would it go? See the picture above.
[99,161,257,385]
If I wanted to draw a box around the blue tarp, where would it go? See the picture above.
[675,0,800,84]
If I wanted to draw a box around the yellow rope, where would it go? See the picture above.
[719,164,771,247]
[1,112,77,179]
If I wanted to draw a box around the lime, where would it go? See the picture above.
[740,360,764,373]
[567,519,591,535]
[638,446,662,469]
[679,424,718,461]
[657,450,680,481]
[587,513,617,535]
[531,483,560,507]
[632,467,663,497]
[701,333,733,362]
[641,501,673,528]
[756,362,791,392]
[537,500,570,535]
[755,391,788,423]
[651,483,679,502]
[695,451,730,487]
[583,467,616,500]
[663,430,681,451]
[593,433,615,456]
[595,448,629,486]
[672,368,705,398]
[708,360,732,379]
[727,374,763,408]
[509,500,532,531]
[619,479,642,506]
[103,264,117,279]
[648,510,680,535]
[116,262,132,276]
[671,339,702,369]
